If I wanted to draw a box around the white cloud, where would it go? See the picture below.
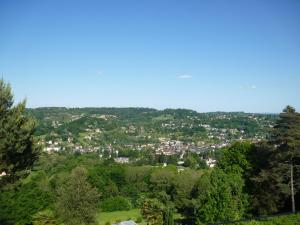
[178,74,192,79]
[96,70,103,75]
[240,85,257,90]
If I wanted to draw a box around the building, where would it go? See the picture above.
[114,157,130,164]
[113,221,137,225]
[206,158,217,168]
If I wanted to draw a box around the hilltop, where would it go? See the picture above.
[26,107,277,165]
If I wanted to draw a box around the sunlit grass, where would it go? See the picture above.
[96,209,146,225]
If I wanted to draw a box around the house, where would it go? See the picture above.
[114,157,130,164]
[0,171,7,177]
[206,158,217,168]
[113,221,137,225]
[177,161,185,166]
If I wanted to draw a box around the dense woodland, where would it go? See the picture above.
[1,79,300,225]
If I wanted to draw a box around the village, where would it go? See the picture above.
[34,109,276,169]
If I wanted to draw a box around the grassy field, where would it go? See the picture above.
[152,114,174,121]
[96,209,146,225]
[238,213,300,225]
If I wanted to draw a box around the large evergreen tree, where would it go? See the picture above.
[252,106,300,214]
[0,79,39,187]
[269,106,300,213]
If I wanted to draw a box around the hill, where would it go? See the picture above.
[27,107,277,157]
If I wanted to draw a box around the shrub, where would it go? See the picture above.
[101,196,132,212]
[136,216,143,223]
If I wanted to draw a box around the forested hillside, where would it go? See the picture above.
[26,107,276,158]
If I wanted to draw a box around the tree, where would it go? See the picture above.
[141,198,164,225]
[250,106,300,215]
[184,154,198,169]
[195,169,248,224]
[150,168,175,193]
[218,141,255,175]
[0,79,39,187]
[0,181,53,225]
[268,106,300,213]
[171,170,202,218]
[56,167,99,225]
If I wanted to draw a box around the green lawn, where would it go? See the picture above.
[238,213,300,225]
[96,209,146,225]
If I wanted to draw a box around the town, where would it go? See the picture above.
[28,107,276,168]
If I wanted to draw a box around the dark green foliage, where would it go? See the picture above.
[196,169,248,224]
[183,154,198,168]
[251,106,300,214]
[0,182,53,225]
[56,167,99,225]
[101,196,132,212]
[218,141,256,174]
[0,79,39,187]
[150,168,176,193]
[170,170,202,217]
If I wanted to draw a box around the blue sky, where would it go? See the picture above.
[1,0,299,113]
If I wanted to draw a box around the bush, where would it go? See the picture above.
[101,196,132,212]
[136,216,143,223]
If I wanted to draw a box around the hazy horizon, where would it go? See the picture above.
[25,105,280,115]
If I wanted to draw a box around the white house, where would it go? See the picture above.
[206,158,217,168]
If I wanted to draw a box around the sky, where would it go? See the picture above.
[0,0,300,113]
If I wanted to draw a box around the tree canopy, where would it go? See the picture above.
[0,79,39,187]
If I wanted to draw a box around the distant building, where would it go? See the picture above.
[114,157,130,164]
[113,221,137,225]
[206,158,217,168]
[44,146,61,152]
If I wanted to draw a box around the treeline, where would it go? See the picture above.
[27,106,276,140]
